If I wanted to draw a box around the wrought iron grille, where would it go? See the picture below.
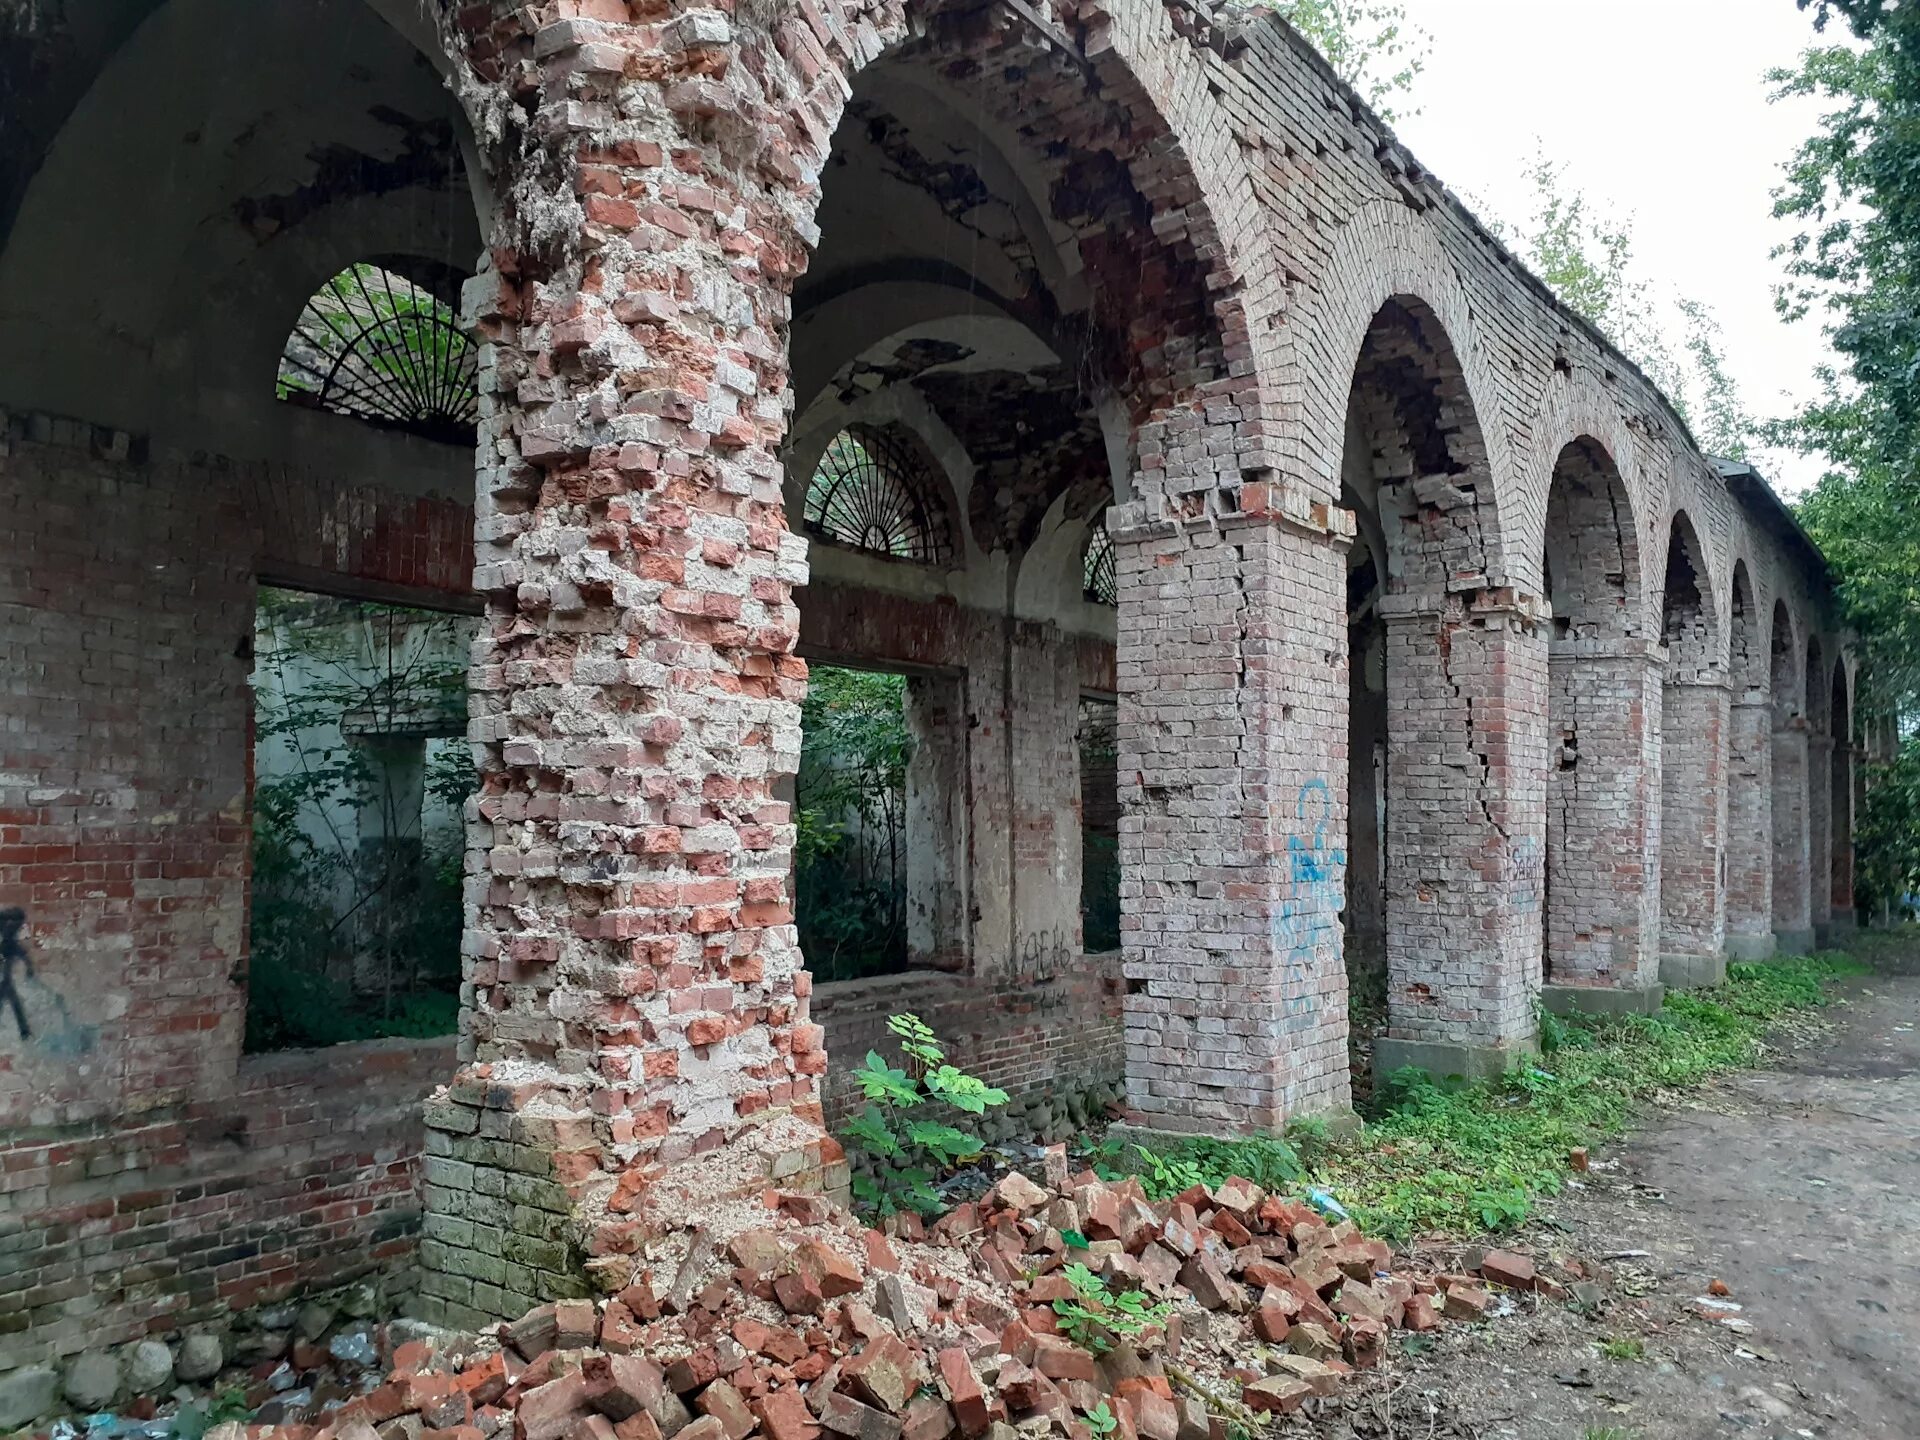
[277,263,478,444]
[1083,522,1117,605]
[803,426,953,564]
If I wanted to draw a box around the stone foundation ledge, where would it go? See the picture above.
[1372,1033,1541,1088]
[1773,926,1817,957]
[1725,932,1777,962]
[1658,950,1729,991]
[1539,982,1666,1018]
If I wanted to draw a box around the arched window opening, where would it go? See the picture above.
[1083,523,1117,606]
[803,425,954,564]
[277,262,477,444]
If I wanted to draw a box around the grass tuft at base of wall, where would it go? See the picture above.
[1096,954,1868,1242]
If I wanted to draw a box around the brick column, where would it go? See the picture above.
[1543,640,1664,1015]
[1657,676,1729,988]
[1372,589,1547,1083]
[1724,696,1775,960]
[1771,723,1814,953]
[1838,740,1860,920]
[1809,734,1836,944]
[416,7,853,1329]
[1111,482,1354,1136]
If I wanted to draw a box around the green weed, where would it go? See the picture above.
[1314,954,1865,1240]
[1598,1336,1645,1361]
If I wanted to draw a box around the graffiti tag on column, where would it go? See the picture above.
[0,909,98,1058]
[1272,780,1345,1018]
[1012,928,1073,985]
[1509,836,1542,913]
[0,909,34,1040]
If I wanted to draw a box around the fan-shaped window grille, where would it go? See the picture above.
[1083,523,1117,606]
[277,262,478,444]
[803,426,952,564]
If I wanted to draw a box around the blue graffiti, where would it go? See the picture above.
[1273,780,1346,1017]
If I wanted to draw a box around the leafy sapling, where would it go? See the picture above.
[843,1013,1009,1217]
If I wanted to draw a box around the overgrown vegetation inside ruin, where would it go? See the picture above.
[795,666,914,982]
[246,588,474,1051]
[1104,953,1867,1242]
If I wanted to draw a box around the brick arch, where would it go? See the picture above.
[1660,508,1718,674]
[1728,559,1763,693]
[1292,200,1521,572]
[775,2,1272,446]
[1522,371,1646,610]
[1807,634,1831,733]
[1771,598,1803,724]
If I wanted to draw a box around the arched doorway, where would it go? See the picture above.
[1770,603,1815,953]
[1723,563,1775,957]
[1655,513,1726,987]
[1828,658,1855,936]
[1541,438,1661,1013]
[1806,635,1832,940]
[1337,299,1540,1084]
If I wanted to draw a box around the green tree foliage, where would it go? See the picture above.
[247,591,473,1050]
[795,666,913,980]
[1770,3,1920,732]
[841,1014,1009,1216]
[1212,0,1427,120]
[1494,154,1752,459]
[1855,734,1920,918]
[1264,0,1429,121]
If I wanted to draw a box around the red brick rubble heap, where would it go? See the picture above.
[206,1157,1537,1440]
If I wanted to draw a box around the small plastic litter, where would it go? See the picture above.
[1305,1187,1350,1222]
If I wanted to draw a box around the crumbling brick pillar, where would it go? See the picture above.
[1111,478,1354,1134]
[415,3,863,1329]
[1657,676,1730,988]
[1543,643,1665,1015]
[1371,589,1547,1083]
[1808,734,1835,943]
[1771,721,1814,954]
[1724,695,1776,960]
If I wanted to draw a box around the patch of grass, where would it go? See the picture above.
[1598,1336,1645,1361]
[1315,954,1866,1240]
[1583,1428,1635,1440]
[1102,954,1865,1240]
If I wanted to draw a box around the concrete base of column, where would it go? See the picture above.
[1814,915,1858,949]
[1372,1035,1540,1088]
[1540,983,1666,1018]
[1658,951,1728,991]
[1725,932,1777,962]
[1774,927,1817,956]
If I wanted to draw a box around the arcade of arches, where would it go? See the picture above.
[0,0,1879,1357]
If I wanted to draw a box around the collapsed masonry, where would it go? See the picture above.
[0,0,1885,1372]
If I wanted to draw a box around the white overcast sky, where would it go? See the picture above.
[1388,0,1835,492]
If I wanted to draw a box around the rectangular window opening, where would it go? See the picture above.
[1079,694,1120,954]
[797,662,967,983]
[245,584,476,1051]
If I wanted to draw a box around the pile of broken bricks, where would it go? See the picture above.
[163,1160,1566,1440]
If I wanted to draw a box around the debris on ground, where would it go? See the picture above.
[73,1157,1591,1440]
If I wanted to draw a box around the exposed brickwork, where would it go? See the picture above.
[1770,602,1814,945]
[0,1036,452,1370]
[0,0,1871,1362]
[1658,516,1727,968]
[0,412,475,1367]
[1724,565,1773,954]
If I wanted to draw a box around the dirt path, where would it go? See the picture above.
[1303,962,1920,1440]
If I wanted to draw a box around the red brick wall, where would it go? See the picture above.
[810,962,1124,1126]
[0,413,473,1367]
[0,1036,452,1369]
